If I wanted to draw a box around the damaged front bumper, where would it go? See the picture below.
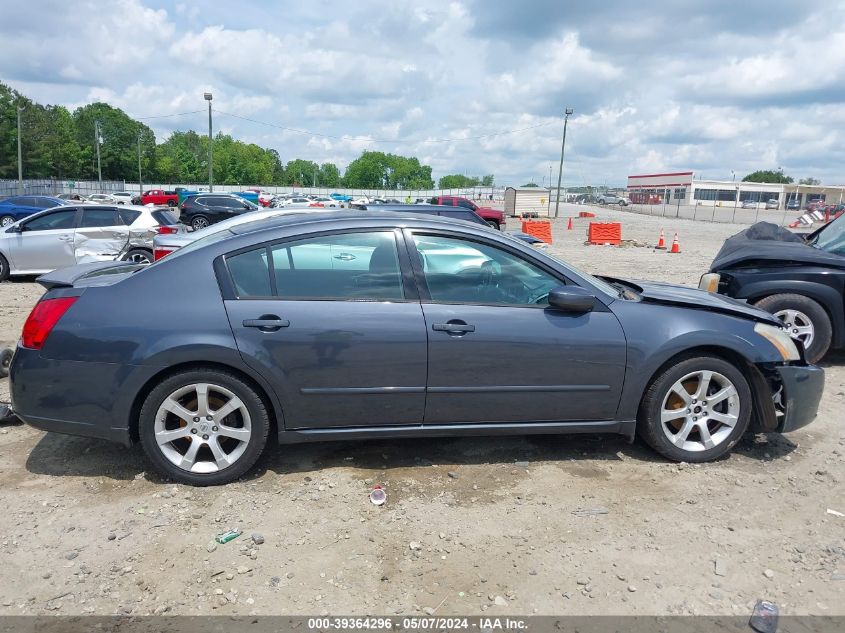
[775,364,825,432]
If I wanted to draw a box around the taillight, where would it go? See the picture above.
[157,225,178,234]
[21,297,77,350]
[154,247,176,261]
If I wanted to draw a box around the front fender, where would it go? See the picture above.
[611,302,785,420]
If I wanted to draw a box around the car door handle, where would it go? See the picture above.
[333,253,356,261]
[58,235,74,242]
[243,317,290,330]
[432,321,475,334]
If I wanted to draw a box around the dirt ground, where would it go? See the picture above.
[0,204,842,617]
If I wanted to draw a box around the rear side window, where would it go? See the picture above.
[150,210,177,225]
[227,249,272,298]
[79,208,120,228]
[224,231,404,301]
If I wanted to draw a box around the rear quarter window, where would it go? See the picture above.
[150,210,178,225]
[120,209,142,225]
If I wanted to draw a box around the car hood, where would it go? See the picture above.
[601,276,781,325]
[709,221,845,271]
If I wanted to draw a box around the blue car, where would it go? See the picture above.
[329,192,352,202]
[0,195,68,227]
[10,211,823,485]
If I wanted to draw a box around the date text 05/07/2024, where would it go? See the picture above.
[306,617,527,631]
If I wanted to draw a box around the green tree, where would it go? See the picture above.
[741,170,793,184]
[521,182,539,187]
[318,162,342,187]
[799,177,821,185]
[345,151,433,189]
[284,159,320,186]
[480,174,494,186]
[438,174,480,188]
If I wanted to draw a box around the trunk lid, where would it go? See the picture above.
[37,261,143,290]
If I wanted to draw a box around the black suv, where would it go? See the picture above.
[702,219,845,363]
[179,194,259,231]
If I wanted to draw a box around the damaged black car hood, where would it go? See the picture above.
[709,221,845,271]
[601,276,781,325]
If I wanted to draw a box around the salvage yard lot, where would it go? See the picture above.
[0,205,842,616]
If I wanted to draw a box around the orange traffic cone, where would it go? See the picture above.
[669,233,681,254]
[567,217,573,230]
[655,228,666,249]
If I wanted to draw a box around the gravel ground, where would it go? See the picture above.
[0,204,842,617]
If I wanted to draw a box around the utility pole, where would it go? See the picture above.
[204,93,213,191]
[137,132,143,197]
[16,105,23,195]
[94,119,103,187]
[553,107,574,218]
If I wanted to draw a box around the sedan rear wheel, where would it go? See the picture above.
[638,355,751,462]
[139,369,269,485]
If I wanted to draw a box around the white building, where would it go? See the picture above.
[503,186,552,216]
[626,171,845,208]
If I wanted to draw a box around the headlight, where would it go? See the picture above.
[754,322,800,361]
[699,273,720,293]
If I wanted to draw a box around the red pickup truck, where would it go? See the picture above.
[140,189,179,207]
[429,196,506,229]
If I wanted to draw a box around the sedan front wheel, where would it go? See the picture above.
[139,369,270,485]
[638,355,751,462]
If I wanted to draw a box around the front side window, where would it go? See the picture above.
[22,209,77,231]
[225,231,405,301]
[411,234,560,306]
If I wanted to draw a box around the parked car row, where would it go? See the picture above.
[0,204,179,280]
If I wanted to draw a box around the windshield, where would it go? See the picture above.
[810,214,845,255]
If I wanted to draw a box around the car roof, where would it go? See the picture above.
[228,209,490,237]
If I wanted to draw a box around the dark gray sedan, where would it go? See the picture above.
[10,212,824,485]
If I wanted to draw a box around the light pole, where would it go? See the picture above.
[204,93,213,191]
[137,131,143,196]
[553,107,574,218]
[16,105,23,195]
[95,119,102,187]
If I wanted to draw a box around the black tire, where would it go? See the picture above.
[0,347,12,378]
[754,294,832,364]
[139,368,270,486]
[0,216,16,228]
[121,248,153,265]
[486,220,500,230]
[191,216,210,231]
[638,355,752,463]
[167,200,176,207]
[0,254,9,282]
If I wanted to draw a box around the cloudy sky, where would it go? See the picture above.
[4,0,845,186]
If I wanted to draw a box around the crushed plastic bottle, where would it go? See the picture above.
[369,485,386,506]
[215,528,242,544]
[749,600,779,633]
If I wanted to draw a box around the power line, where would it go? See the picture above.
[211,108,555,144]
[136,110,205,120]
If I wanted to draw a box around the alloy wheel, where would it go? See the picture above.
[660,370,740,452]
[192,217,209,230]
[154,383,252,474]
[127,252,152,264]
[0,216,15,227]
[773,308,814,349]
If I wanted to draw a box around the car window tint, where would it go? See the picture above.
[120,209,143,225]
[227,248,272,298]
[150,210,177,225]
[22,209,77,232]
[33,198,57,209]
[411,234,560,306]
[270,231,403,300]
[80,208,120,228]
[456,199,475,210]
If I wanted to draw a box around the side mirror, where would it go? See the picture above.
[547,286,595,313]
[6,224,21,233]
